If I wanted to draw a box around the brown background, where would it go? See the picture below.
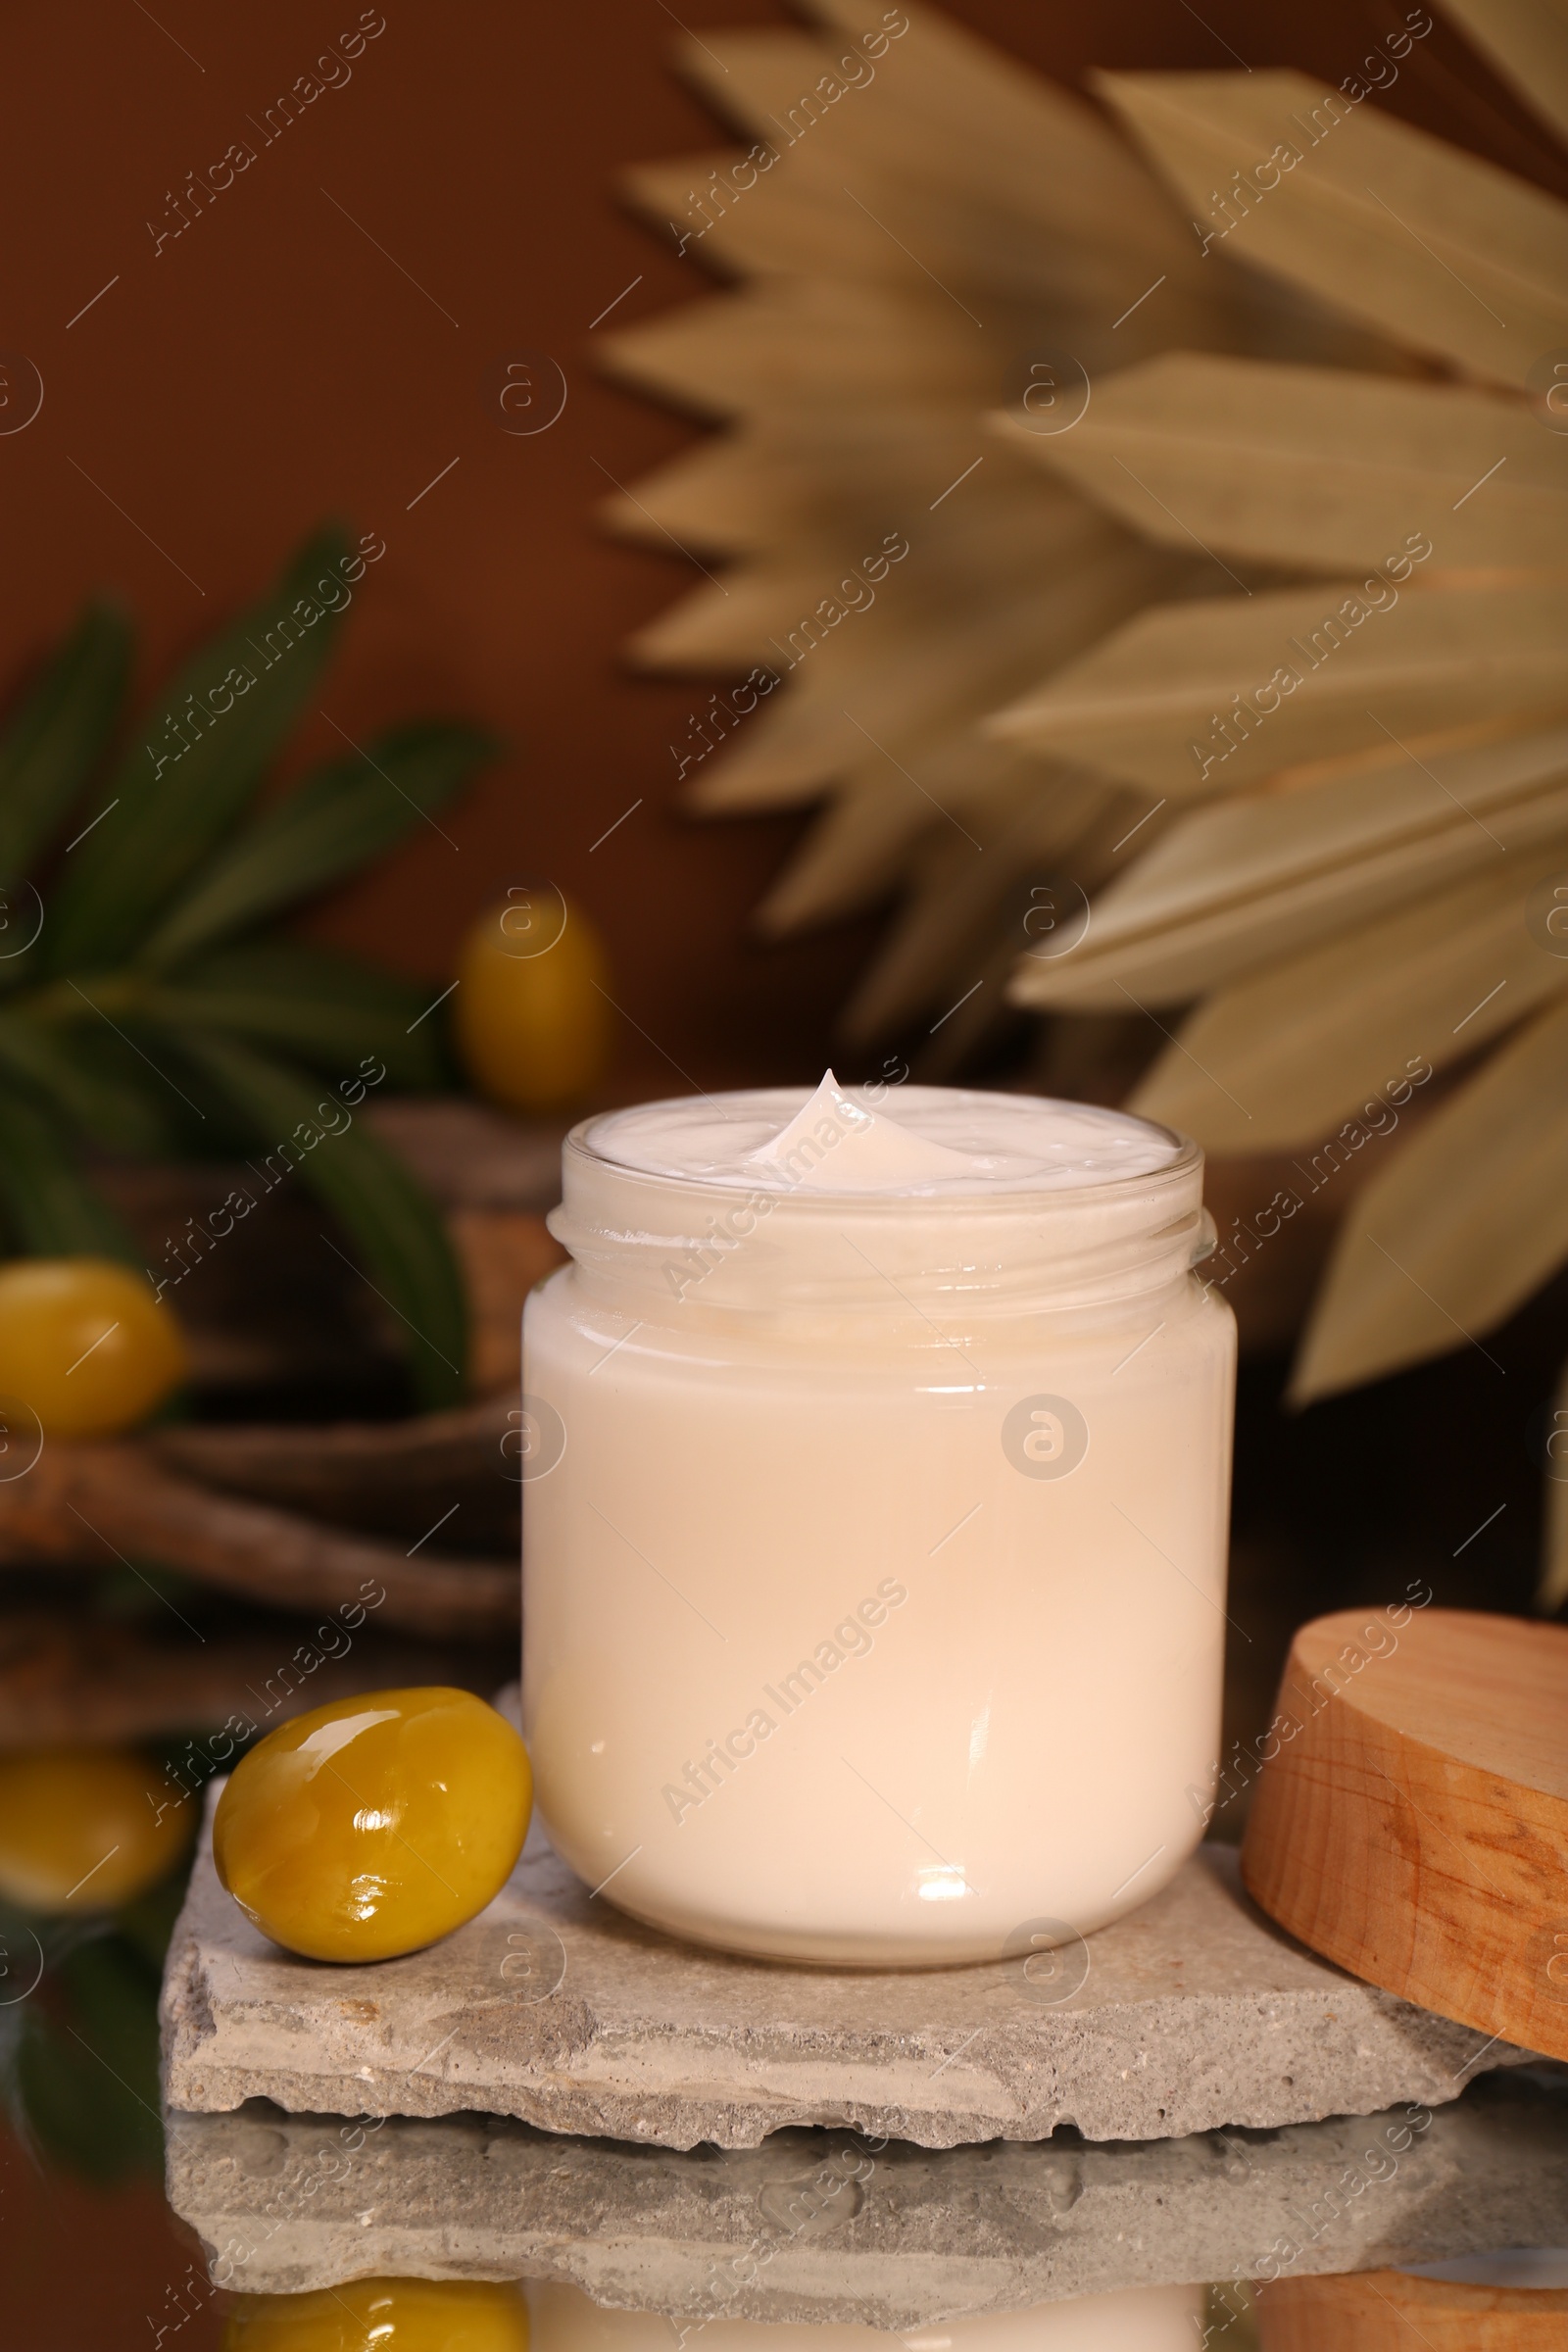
[0,7,1554,2341]
[1,0,1553,1104]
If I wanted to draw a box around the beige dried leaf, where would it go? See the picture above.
[621,148,906,286]
[755,710,1126,934]
[1291,993,1568,1400]
[1541,1353,1568,1610]
[751,753,991,934]
[627,552,900,673]
[609,9,1568,1402]
[663,33,1208,317]
[632,462,1113,672]
[597,411,989,558]
[1434,0,1568,146]
[609,8,1416,985]
[600,279,1000,421]
[988,580,1568,796]
[1010,725,1568,1008]
[682,530,1174,810]
[1129,842,1568,1150]
[794,0,1218,280]
[993,352,1568,574]
[1098,68,1568,388]
[841,761,1122,1037]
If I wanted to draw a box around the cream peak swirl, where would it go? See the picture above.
[744,1070,977,1191]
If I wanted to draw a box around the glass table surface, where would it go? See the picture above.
[5,2035,1565,2347]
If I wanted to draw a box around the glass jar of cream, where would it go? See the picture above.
[522,1076,1235,1967]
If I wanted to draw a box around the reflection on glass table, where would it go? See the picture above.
[158,2067,1568,2351]
[223,2278,531,2348]
[221,2282,1201,2351]
[218,2264,1568,2350]
[5,1731,1565,2352]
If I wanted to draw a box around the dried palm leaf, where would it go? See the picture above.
[627,466,1108,672]
[608,3,1396,1031]
[1433,0,1568,145]
[665,20,1232,322]
[1542,1355,1568,1610]
[682,537,1180,810]
[1129,841,1568,1149]
[751,710,1137,939]
[995,352,1568,575]
[989,39,1568,1399]
[600,280,1001,420]
[597,410,989,557]
[1012,725,1568,1008]
[840,760,1124,1037]
[1292,993,1568,1399]
[752,738,1004,934]
[772,3,1218,273]
[1099,69,1568,388]
[989,581,1568,797]
[612,4,1568,1409]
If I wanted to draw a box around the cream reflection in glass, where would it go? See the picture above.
[528,2281,1204,2352]
[524,1075,1236,1966]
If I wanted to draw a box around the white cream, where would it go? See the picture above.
[595,1073,1184,1193]
[523,1081,1234,1967]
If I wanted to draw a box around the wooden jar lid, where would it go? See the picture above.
[1257,2269,1568,2347]
[1240,1607,1568,2064]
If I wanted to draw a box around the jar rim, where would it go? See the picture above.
[570,1086,1199,1206]
[553,1091,1210,1317]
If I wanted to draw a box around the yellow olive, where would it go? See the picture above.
[0,1746,196,1912]
[453,891,613,1113]
[212,1689,532,1962]
[221,2278,530,2351]
[0,1255,187,1438]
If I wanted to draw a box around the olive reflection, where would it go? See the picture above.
[222,2277,530,2349]
[0,1746,194,1912]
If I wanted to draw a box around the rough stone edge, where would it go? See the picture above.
[161,1925,1524,2149]
[160,1799,1528,2151]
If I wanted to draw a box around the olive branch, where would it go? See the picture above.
[0,524,496,1409]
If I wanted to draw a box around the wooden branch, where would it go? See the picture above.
[449,1207,566,1396]
[0,1443,518,1639]
[150,1350,541,1556]
[151,1394,514,1509]
[362,1099,567,1213]
[0,1612,499,1747]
